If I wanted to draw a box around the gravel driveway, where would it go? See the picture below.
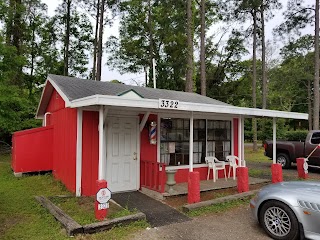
[129,205,271,240]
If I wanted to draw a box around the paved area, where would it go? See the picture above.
[129,204,271,240]
[112,191,191,227]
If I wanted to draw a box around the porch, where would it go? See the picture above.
[141,176,270,200]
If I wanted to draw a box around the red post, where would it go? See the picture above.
[296,158,308,179]
[271,163,283,183]
[188,171,200,204]
[95,180,108,220]
[237,167,249,193]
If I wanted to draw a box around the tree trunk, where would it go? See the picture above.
[313,0,320,130]
[148,0,153,87]
[261,4,267,109]
[63,0,71,76]
[200,0,206,96]
[308,79,313,130]
[96,0,105,81]
[252,9,258,152]
[6,0,15,45]
[92,0,100,80]
[185,0,194,92]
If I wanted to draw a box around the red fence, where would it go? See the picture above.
[140,160,167,193]
[12,126,53,174]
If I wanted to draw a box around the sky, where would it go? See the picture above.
[42,0,312,85]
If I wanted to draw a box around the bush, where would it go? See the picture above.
[283,130,308,141]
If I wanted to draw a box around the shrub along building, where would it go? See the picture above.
[12,74,308,200]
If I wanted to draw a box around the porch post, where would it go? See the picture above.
[188,111,200,203]
[98,106,104,180]
[271,117,283,183]
[273,117,276,164]
[76,108,83,196]
[238,116,242,166]
[189,111,194,172]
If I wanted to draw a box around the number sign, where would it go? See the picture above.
[159,99,179,109]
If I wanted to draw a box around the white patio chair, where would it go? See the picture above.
[225,155,246,180]
[205,156,227,182]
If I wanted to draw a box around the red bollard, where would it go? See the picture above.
[237,167,249,193]
[296,158,308,179]
[188,171,200,204]
[271,164,283,183]
[95,179,110,220]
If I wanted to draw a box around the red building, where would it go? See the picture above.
[12,74,308,196]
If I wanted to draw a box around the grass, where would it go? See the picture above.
[244,146,269,163]
[0,154,148,240]
[186,197,251,217]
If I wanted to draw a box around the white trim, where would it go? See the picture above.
[98,106,104,179]
[238,116,242,166]
[76,109,83,196]
[241,117,245,161]
[273,118,277,164]
[139,112,150,132]
[189,112,194,172]
[69,94,308,120]
[231,118,235,155]
[157,114,161,163]
[47,76,72,107]
[136,117,140,191]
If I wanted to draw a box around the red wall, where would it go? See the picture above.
[46,88,65,113]
[51,107,77,193]
[140,114,158,163]
[12,126,53,173]
[81,111,99,196]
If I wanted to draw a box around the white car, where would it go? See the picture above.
[250,181,320,240]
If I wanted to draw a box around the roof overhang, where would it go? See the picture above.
[69,94,309,120]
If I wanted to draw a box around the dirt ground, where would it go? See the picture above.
[129,204,271,240]
[129,163,320,240]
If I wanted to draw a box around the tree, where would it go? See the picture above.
[275,0,318,129]
[185,0,194,92]
[200,0,206,95]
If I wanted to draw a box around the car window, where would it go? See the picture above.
[311,132,320,144]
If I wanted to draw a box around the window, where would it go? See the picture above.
[160,118,231,166]
[311,132,320,144]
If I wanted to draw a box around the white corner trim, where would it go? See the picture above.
[139,111,150,132]
[98,106,104,180]
[47,76,72,107]
[76,109,83,197]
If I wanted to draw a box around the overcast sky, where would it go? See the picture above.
[42,0,312,85]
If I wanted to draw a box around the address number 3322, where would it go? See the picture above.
[159,99,179,109]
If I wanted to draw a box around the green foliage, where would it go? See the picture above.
[283,130,308,141]
[0,154,148,239]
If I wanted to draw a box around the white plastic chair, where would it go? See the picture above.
[205,156,227,182]
[226,155,246,180]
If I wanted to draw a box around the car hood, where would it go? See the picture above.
[263,181,320,196]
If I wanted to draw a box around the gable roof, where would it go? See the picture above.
[36,74,308,121]
[48,74,230,105]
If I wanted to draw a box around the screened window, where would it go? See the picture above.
[160,118,231,166]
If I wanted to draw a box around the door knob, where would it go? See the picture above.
[133,152,137,160]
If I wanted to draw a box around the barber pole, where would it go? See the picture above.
[149,121,157,145]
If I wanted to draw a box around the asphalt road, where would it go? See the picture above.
[129,205,271,240]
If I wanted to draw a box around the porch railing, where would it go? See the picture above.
[140,160,166,193]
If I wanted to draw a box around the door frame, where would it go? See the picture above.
[106,115,140,192]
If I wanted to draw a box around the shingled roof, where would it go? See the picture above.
[48,74,230,106]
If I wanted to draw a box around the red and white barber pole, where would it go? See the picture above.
[149,121,157,145]
[95,179,111,220]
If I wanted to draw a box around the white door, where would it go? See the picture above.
[106,117,138,192]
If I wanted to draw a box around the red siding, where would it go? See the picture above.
[52,108,77,193]
[46,88,65,113]
[81,111,99,196]
[140,114,158,163]
[12,126,53,173]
